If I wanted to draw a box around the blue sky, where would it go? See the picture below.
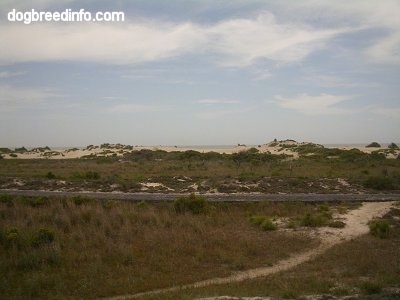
[0,0,399,147]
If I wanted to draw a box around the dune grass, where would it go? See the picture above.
[141,204,400,299]
[0,196,323,299]
[0,149,399,192]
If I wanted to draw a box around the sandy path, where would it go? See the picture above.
[103,201,394,300]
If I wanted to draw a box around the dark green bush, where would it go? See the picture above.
[301,212,331,227]
[250,215,277,231]
[15,147,28,153]
[46,172,56,179]
[0,147,12,153]
[388,142,399,149]
[364,176,395,190]
[31,228,55,247]
[3,228,20,247]
[369,219,390,238]
[366,142,381,148]
[360,281,382,295]
[25,197,47,207]
[173,193,207,214]
[9,153,18,158]
[0,194,14,207]
[328,220,346,228]
[72,196,93,206]
[85,171,100,180]
[102,199,120,210]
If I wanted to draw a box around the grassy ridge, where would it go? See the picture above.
[0,148,399,192]
[0,195,322,299]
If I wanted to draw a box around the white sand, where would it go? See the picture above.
[2,140,399,159]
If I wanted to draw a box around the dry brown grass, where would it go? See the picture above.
[148,205,400,299]
[0,196,320,299]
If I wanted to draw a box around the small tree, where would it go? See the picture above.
[388,142,399,149]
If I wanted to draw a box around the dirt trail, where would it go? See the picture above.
[103,201,394,300]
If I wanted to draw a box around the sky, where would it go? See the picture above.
[0,0,399,147]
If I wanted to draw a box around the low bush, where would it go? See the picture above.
[102,199,120,210]
[25,196,47,207]
[250,215,277,231]
[366,142,381,148]
[360,281,382,295]
[173,193,208,214]
[364,176,395,190]
[369,219,390,238]
[301,212,331,227]
[31,228,55,247]
[388,142,399,149]
[72,196,93,206]
[328,220,346,228]
[46,172,56,179]
[0,194,14,206]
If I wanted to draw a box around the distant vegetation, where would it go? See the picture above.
[388,142,399,149]
[0,144,399,193]
[366,142,381,148]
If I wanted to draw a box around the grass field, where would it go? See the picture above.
[0,195,330,299]
[1,147,399,299]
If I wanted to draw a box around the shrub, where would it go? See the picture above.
[388,142,399,149]
[364,176,395,190]
[3,228,20,247]
[46,172,56,179]
[369,219,390,238]
[360,281,382,295]
[15,147,28,153]
[25,196,47,207]
[136,200,147,208]
[328,220,346,228]
[301,212,330,227]
[31,228,55,247]
[84,171,100,180]
[0,147,12,153]
[102,199,120,210]
[173,193,207,214]
[72,196,93,206]
[366,142,381,148]
[250,215,277,231]
[0,194,14,207]
[9,153,18,158]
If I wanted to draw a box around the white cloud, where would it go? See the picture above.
[366,33,400,65]
[0,12,348,67]
[208,13,347,66]
[109,104,167,113]
[0,22,206,65]
[275,93,354,115]
[0,70,26,78]
[197,99,240,105]
[280,0,400,64]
